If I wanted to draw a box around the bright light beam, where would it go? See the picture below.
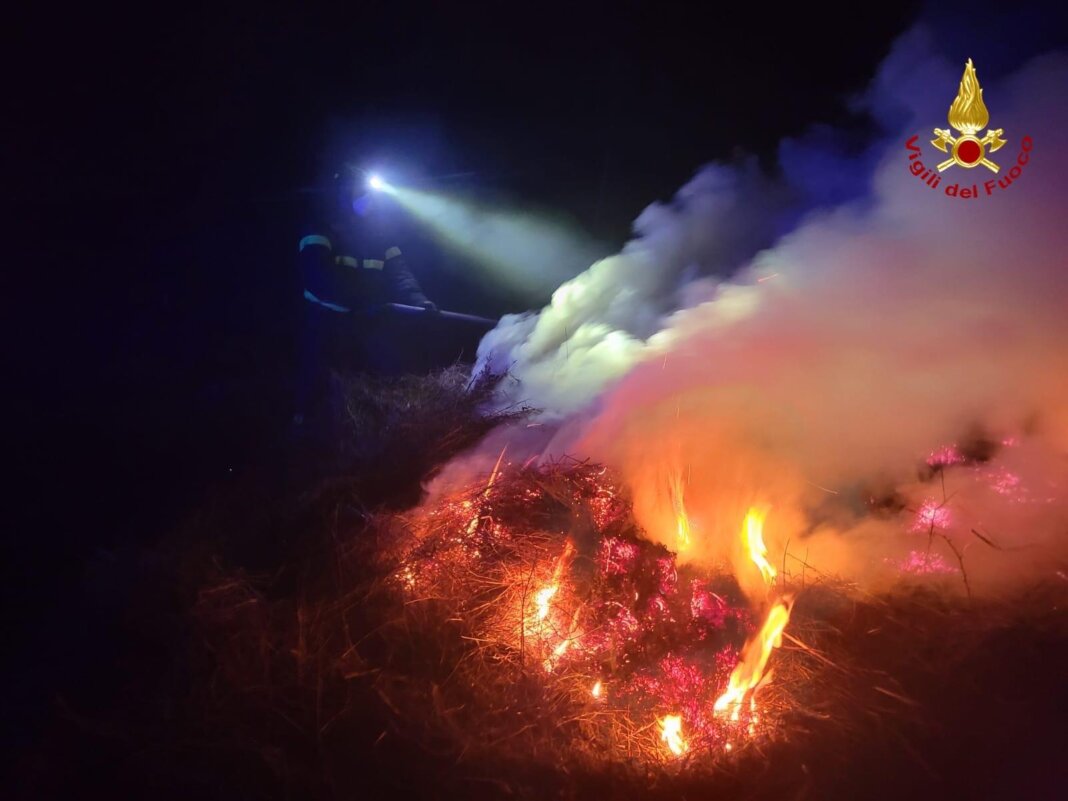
[388,185,606,295]
[367,173,388,192]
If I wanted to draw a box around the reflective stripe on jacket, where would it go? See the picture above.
[300,234,430,309]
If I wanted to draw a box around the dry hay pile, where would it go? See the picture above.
[192,456,1067,798]
[196,461,850,776]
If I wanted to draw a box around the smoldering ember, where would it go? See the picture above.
[13,6,1068,801]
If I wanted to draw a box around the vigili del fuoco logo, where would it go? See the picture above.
[905,58,1033,199]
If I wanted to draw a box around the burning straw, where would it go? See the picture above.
[192,453,1068,796]
[373,459,809,765]
[188,367,1068,789]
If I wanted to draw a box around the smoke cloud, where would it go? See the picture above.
[462,29,1068,597]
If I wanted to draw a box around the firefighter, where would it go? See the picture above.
[299,173,436,313]
[298,235,435,313]
[293,171,437,425]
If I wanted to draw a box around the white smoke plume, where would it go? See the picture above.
[476,160,790,418]
[461,30,1068,597]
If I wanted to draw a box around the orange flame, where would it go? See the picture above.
[659,713,688,757]
[526,540,579,671]
[713,599,792,718]
[543,638,570,672]
[668,470,693,551]
[744,506,776,585]
[533,539,576,622]
[591,680,603,699]
[534,585,557,622]
[552,540,576,581]
[543,604,583,672]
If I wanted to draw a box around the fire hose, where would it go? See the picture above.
[379,302,497,328]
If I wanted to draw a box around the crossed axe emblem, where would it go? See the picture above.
[931,128,1007,173]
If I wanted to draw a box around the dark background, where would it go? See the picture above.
[13,0,1066,788]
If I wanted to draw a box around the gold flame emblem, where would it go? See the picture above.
[931,59,1006,173]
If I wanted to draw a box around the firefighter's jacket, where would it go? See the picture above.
[299,235,430,312]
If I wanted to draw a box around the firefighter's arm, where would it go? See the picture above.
[383,246,435,310]
[298,233,334,300]
[299,233,358,311]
